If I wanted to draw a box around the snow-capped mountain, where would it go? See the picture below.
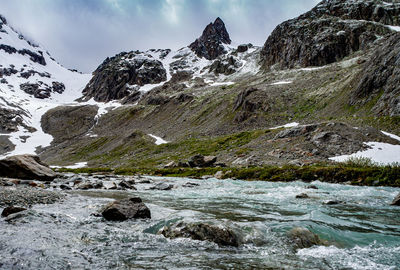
[0,15,92,157]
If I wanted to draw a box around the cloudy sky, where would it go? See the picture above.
[2,0,320,72]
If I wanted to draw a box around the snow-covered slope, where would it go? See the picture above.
[0,15,92,157]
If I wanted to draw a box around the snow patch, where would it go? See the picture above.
[51,162,88,169]
[329,142,400,165]
[149,134,169,145]
[270,81,293,85]
[381,130,400,142]
[270,122,299,130]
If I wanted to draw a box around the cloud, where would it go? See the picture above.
[0,0,321,72]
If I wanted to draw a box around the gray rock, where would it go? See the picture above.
[391,193,400,206]
[288,227,327,249]
[296,193,309,199]
[101,197,151,221]
[0,155,56,181]
[150,182,174,191]
[160,222,240,247]
[188,154,217,168]
[1,206,27,217]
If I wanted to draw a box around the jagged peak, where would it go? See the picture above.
[189,17,231,60]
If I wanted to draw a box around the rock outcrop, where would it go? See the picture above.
[189,17,231,60]
[350,33,400,116]
[188,155,217,168]
[160,222,240,247]
[82,51,167,102]
[101,197,151,221]
[261,0,400,69]
[0,155,56,181]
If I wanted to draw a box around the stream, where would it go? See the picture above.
[1,176,400,269]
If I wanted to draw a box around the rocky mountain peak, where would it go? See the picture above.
[189,17,231,60]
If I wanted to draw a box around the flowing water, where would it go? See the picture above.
[1,176,400,269]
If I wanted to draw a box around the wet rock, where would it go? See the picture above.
[1,206,27,217]
[119,180,136,190]
[306,185,319,190]
[188,155,217,168]
[391,193,400,206]
[150,182,174,191]
[0,155,56,181]
[137,179,151,184]
[296,193,309,199]
[182,182,200,188]
[324,200,342,205]
[76,182,94,190]
[160,222,240,247]
[101,197,151,221]
[288,227,327,249]
[189,17,231,60]
[59,184,72,190]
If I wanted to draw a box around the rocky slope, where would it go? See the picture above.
[261,0,400,69]
[0,15,92,156]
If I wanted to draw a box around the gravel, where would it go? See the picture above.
[0,186,64,207]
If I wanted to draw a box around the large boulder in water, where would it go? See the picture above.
[288,227,328,249]
[0,155,56,181]
[160,222,240,247]
[1,206,27,217]
[101,197,151,221]
[391,193,400,206]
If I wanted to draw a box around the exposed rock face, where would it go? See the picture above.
[209,55,241,75]
[189,17,231,60]
[350,33,400,116]
[0,155,56,181]
[101,197,151,221]
[160,222,240,247]
[41,105,98,143]
[188,155,217,167]
[82,51,167,102]
[261,0,400,69]
[20,81,66,99]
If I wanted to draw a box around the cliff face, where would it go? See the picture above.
[261,0,400,69]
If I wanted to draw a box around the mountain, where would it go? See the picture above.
[261,0,400,69]
[0,15,91,157]
[2,1,400,169]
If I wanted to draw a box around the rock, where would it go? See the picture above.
[189,17,231,60]
[1,206,27,217]
[188,155,217,168]
[209,56,241,75]
[214,170,224,179]
[391,193,400,206]
[76,182,94,190]
[324,200,342,205]
[82,51,167,102]
[160,222,240,247]
[59,184,72,190]
[0,155,56,181]
[164,161,178,168]
[182,182,200,188]
[288,227,327,249]
[150,182,174,191]
[236,44,250,53]
[296,193,309,199]
[261,0,397,69]
[119,180,136,190]
[307,185,318,190]
[101,197,151,221]
[350,33,400,116]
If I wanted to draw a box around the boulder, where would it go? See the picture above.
[101,197,151,221]
[150,182,174,191]
[391,193,400,206]
[188,154,217,168]
[296,193,309,199]
[160,222,240,247]
[1,206,27,217]
[288,227,327,249]
[118,180,136,190]
[0,155,56,181]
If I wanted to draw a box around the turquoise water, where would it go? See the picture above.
[1,177,399,269]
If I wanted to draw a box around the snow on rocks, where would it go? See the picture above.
[148,134,168,145]
[270,122,300,130]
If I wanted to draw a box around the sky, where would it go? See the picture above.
[1,0,320,73]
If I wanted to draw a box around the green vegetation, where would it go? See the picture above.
[55,161,400,187]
